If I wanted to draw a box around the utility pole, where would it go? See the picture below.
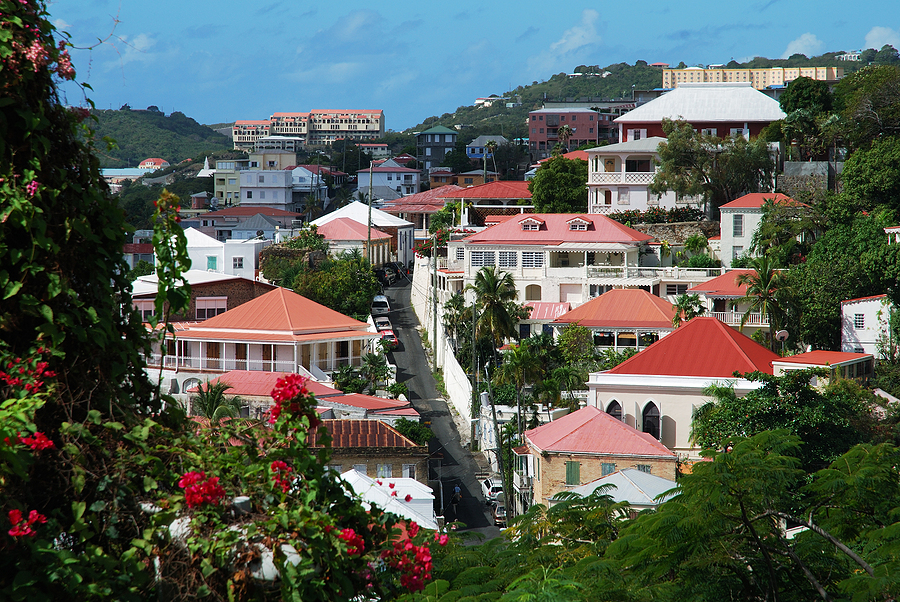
[367,160,374,264]
[484,368,511,519]
[432,233,438,371]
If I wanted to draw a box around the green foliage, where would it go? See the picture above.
[467,266,520,350]
[89,108,231,168]
[283,224,330,252]
[331,364,367,394]
[556,323,595,364]
[842,136,900,210]
[387,381,409,399]
[750,196,826,265]
[527,156,588,213]
[671,293,706,327]
[127,259,155,281]
[833,65,900,150]
[606,205,705,224]
[190,381,243,422]
[393,417,433,446]
[649,118,775,216]
[683,253,719,268]
[733,255,791,351]
[289,253,382,321]
[779,76,834,114]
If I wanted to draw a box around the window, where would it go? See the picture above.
[522,222,539,231]
[402,464,416,479]
[532,128,536,134]
[701,128,718,136]
[733,246,744,259]
[642,403,660,440]
[854,314,865,329]
[246,191,252,199]
[206,256,217,271]
[606,400,622,421]
[134,300,155,321]
[539,128,544,134]
[387,174,392,180]
[601,462,616,476]
[464,177,473,184]
[666,284,688,296]
[455,247,465,261]
[471,251,495,267]
[569,222,587,231]
[376,464,392,478]
[425,147,431,156]
[499,251,517,267]
[733,214,744,237]
[259,190,265,199]
[233,256,244,270]
[635,464,652,474]
[228,178,236,185]
[258,175,264,183]
[353,464,366,475]
[565,461,580,485]
[522,251,543,268]
[196,297,227,320]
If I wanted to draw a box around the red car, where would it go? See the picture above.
[380,330,399,350]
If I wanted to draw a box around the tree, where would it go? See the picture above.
[556,322,596,364]
[832,65,900,149]
[671,293,706,327]
[649,118,775,217]
[191,381,243,422]
[683,233,708,256]
[393,417,433,446]
[841,136,900,210]
[734,255,790,351]
[289,252,382,321]
[556,124,573,153]
[528,156,589,213]
[779,76,833,114]
[485,139,499,176]
[874,44,900,65]
[467,266,519,353]
[360,352,390,390]
[750,196,825,266]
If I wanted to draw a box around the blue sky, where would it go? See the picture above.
[53,1,898,131]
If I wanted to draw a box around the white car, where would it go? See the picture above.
[481,478,503,502]
[374,316,392,331]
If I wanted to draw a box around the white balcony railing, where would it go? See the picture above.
[513,471,533,492]
[589,172,655,185]
[710,312,768,326]
[145,354,362,373]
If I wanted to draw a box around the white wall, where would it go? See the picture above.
[841,297,893,356]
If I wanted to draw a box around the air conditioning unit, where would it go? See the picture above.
[291,219,303,227]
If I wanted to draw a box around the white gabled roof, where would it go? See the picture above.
[615,83,785,124]
[310,201,413,229]
[132,270,249,296]
[184,227,222,247]
[585,137,667,155]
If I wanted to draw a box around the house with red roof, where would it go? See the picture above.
[436,180,533,226]
[518,406,677,509]
[147,287,379,396]
[551,288,677,350]
[773,350,874,384]
[138,157,170,171]
[687,269,769,336]
[718,192,805,267]
[841,294,894,356]
[317,217,392,266]
[381,185,465,232]
[587,316,780,457]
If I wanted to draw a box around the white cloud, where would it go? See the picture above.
[865,26,900,50]
[527,9,603,75]
[781,33,824,58]
[53,18,71,30]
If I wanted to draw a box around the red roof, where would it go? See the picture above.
[536,150,589,164]
[356,165,420,174]
[313,420,422,449]
[194,287,369,334]
[524,302,571,321]
[607,317,779,377]
[317,217,390,242]
[326,393,412,412]
[462,213,652,246]
[774,350,873,366]
[553,289,676,329]
[841,294,887,305]
[720,193,805,209]
[124,243,154,253]
[525,406,674,458]
[381,186,465,214]
[438,180,532,201]
[185,371,341,398]
[688,270,753,298]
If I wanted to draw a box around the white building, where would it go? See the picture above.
[240,169,294,212]
[718,193,802,267]
[841,295,894,357]
[356,162,421,197]
[181,227,270,279]
[311,201,416,267]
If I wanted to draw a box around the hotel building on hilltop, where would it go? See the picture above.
[233,110,385,150]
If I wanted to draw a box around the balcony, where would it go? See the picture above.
[709,311,768,327]
[513,471,533,492]
[145,354,362,373]
[590,172,655,185]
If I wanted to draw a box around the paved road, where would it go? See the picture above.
[382,277,501,538]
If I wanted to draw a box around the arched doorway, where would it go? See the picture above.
[606,400,622,421]
[642,402,660,440]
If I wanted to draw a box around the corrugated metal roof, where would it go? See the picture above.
[607,316,779,377]
[318,218,390,241]
[720,193,804,209]
[774,350,872,366]
[553,289,676,329]
[687,270,753,298]
[585,137,667,154]
[562,468,677,506]
[438,180,532,200]
[176,328,376,344]
[183,371,341,398]
[462,213,652,246]
[525,406,675,457]
[524,302,571,321]
[326,393,411,412]
[615,83,785,123]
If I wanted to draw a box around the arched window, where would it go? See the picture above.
[525,284,541,301]
[642,402,660,440]
[606,400,622,421]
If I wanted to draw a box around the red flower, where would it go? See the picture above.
[338,527,365,556]
[270,460,293,493]
[404,494,413,502]
[178,471,225,508]
[20,432,54,451]
[8,508,46,538]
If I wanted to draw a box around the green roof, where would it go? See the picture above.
[417,125,457,135]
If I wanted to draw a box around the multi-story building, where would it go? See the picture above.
[415,126,457,171]
[239,169,294,212]
[662,66,843,90]
[528,108,615,159]
[232,110,384,150]
[718,193,802,267]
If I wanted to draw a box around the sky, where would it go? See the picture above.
[52,1,899,132]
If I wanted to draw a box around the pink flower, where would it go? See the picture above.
[23,40,49,72]
[56,47,74,80]
[19,432,54,451]
[404,494,413,502]
[25,181,38,197]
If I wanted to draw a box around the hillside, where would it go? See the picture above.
[90,106,231,168]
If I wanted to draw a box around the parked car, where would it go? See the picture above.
[371,295,391,316]
[375,267,396,287]
[491,502,507,527]
[374,316,392,331]
[380,330,399,350]
[481,478,503,502]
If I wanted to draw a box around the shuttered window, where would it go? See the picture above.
[565,461,580,485]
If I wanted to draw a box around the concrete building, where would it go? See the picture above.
[841,295,894,356]
[310,201,416,268]
[416,125,457,171]
[662,66,843,89]
[239,169,294,212]
[181,227,271,279]
[528,108,615,160]
[232,110,384,150]
[718,193,802,267]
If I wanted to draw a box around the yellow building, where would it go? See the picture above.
[662,66,843,90]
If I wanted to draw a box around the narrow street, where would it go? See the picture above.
[382,276,501,538]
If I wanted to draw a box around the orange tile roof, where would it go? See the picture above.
[607,317,779,377]
[317,218,390,242]
[525,406,674,457]
[193,287,370,334]
[775,350,872,366]
[688,270,753,298]
[437,180,532,200]
[553,289,676,329]
[462,213,652,246]
[313,420,422,448]
[720,193,806,209]
[184,371,342,398]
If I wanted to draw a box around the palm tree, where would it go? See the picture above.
[191,381,243,422]
[671,293,707,327]
[683,234,708,256]
[495,344,542,434]
[552,365,587,410]
[485,139,499,177]
[734,255,789,352]
[466,266,519,355]
[557,124,573,153]
[360,352,389,390]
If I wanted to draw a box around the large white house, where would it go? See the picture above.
[310,201,416,267]
[841,295,894,356]
[718,193,802,266]
[181,227,270,280]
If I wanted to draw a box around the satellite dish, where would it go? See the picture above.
[775,330,789,341]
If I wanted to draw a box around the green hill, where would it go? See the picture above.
[90,106,231,168]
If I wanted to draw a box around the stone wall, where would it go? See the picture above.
[777,161,843,196]
[631,220,720,244]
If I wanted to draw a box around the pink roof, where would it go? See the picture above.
[775,350,873,366]
[185,371,341,398]
[317,218,390,242]
[841,294,888,304]
[524,302,571,321]
[438,180,532,201]
[234,120,271,126]
[356,165,421,174]
[720,193,805,209]
[688,270,753,298]
[553,289,676,329]
[462,213,652,246]
[607,317,779,377]
[525,406,674,458]
[536,150,590,164]
[327,393,413,413]
[193,287,369,334]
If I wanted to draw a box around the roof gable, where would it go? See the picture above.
[553,288,676,329]
[607,317,779,377]
[525,406,674,457]
[720,193,804,209]
[464,213,652,246]
[317,217,389,241]
[615,83,785,124]
[310,201,413,228]
[688,270,753,298]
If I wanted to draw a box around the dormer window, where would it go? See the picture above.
[567,217,591,231]
[520,217,544,231]
[570,223,587,231]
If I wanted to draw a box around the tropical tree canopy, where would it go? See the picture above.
[528,157,589,213]
[191,381,243,422]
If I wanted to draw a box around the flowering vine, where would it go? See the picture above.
[7,509,47,538]
[178,471,226,508]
